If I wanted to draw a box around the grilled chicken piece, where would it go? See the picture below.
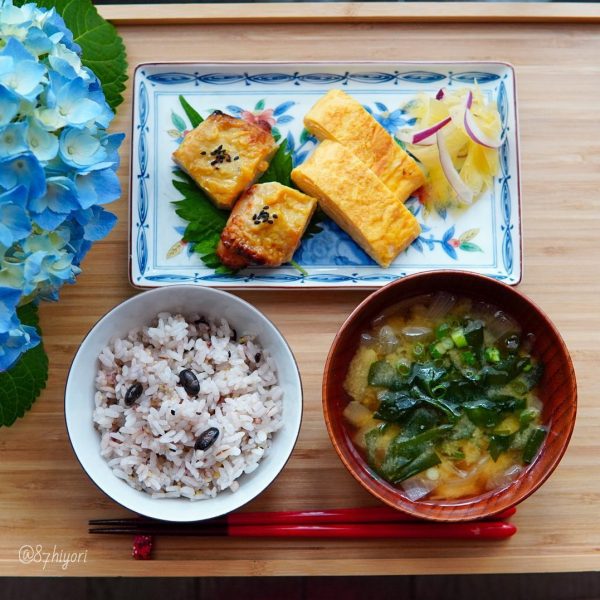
[172,111,277,210]
[217,182,317,268]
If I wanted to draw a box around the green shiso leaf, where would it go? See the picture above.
[170,169,235,275]
[178,95,204,129]
[257,140,293,187]
[0,304,48,428]
[23,0,128,112]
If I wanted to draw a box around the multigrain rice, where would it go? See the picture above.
[93,313,282,499]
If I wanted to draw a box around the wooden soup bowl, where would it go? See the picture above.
[322,271,577,522]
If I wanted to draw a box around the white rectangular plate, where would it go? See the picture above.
[130,61,521,289]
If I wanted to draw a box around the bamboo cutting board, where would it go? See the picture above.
[0,5,599,576]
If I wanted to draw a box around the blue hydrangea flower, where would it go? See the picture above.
[0,85,19,125]
[0,121,29,157]
[0,285,40,371]
[0,152,46,202]
[26,117,59,162]
[0,0,123,371]
[28,175,79,230]
[0,185,31,247]
[0,38,47,102]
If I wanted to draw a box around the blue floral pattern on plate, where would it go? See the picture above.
[130,62,521,288]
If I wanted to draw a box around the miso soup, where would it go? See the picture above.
[343,292,546,501]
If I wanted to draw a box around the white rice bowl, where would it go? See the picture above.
[64,285,302,522]
[93,313,282,500]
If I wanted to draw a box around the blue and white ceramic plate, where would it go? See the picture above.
[130,62,521,289]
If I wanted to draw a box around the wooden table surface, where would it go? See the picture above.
[1,8,599,577]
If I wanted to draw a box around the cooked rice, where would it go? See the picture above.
[93,313,283,500]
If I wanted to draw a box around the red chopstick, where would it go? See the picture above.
[89,505,516,528]
[91,521,516,539]
[228,522,516,539]
[226,505,517,525]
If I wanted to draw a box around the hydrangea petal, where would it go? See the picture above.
[0,323,40,371]
[0,185,31,245]
[80,205,117,241]
[59,127,106,170]
[26,117,58,162]
[0,38,46,101]
[0,84,19,125]
[0,203,31,246]
[75,168,120,208]
[0,122,29,158]
[0,152,46,201]
[0,285,22,331]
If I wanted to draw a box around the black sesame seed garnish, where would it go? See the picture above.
[200,151,207,155]
[254,352,262,363]
[253,206,277,226]
[207,144,232,168]
[233,156,239,161]
[171,409,176,416]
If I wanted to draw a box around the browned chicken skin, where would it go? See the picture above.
[217,182,317,269]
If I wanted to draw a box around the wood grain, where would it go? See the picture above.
[0,16,599,576]
[98,3,600,24]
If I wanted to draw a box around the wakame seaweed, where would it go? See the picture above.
[344,294,547,493]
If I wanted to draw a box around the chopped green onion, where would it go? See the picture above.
[462,350,476,366]
[484,347,501,363]
[396,359,411,376]
[519,407,540,429]
[450,328,468,348]
[431,337,454,358]
[413,343,425,359]
[435,323,450,340]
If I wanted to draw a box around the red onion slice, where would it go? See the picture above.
[396,116,451,146]
[463,90,504,149]
[436,129,473,205]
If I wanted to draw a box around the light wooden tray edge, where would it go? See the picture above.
[99,2,600,25]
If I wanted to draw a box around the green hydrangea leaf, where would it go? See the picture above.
[19,0,129,112]
[0,303,48,428]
